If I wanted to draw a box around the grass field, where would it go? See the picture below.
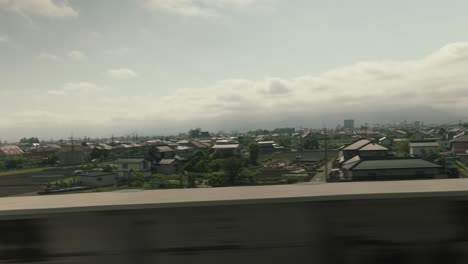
[0,167,53,177]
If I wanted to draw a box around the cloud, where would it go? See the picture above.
[135,42,468,124]
[104,48,131,56]
[145,0,257,17]
[0,34,9,43]
[48,82,102,95]
[0,0,78,18]
[261,78,291,95]
[68,50,86,61]
[4,42,468,140]
[107,68,139,80]
[38,52,60,61]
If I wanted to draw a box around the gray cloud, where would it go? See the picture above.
[2,42,468,140]
[145,0,258,17]
[0,0,78,18]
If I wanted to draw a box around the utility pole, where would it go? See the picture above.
[324,127,329,182]
[300,132,304,156]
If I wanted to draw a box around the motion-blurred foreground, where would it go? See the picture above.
[1,179,468,263]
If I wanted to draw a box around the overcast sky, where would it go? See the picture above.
[1,0,468,141]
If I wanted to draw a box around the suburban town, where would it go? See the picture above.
[0,119,467,197]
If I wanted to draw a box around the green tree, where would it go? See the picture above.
[396,139,410,157]
[222,157,243,185]
[248,144,260,165]
[188,128,201,138]
[278,136,292,147]
[0,161,5,170]
[303,138,319,150]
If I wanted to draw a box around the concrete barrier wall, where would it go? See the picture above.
[1,195,468,263]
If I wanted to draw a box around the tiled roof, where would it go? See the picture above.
[0,145,24,156]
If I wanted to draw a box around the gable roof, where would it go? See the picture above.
[342,139,371,151]
[359,143,388,151]
[0,145,24,156]
[351,158,440,171]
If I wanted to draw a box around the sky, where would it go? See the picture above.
[1,0,468,141]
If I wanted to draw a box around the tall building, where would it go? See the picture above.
[344,119,355,129]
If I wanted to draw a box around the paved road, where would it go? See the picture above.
[300,160,334,185]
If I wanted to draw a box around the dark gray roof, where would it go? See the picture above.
[342,139,371,151]
[351,159,440,171]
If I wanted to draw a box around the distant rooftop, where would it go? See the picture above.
[212,144,240,149]
[352,158,440,171]
[342,139,371,151]
[359,143,388,151]
[409,142,440,147]
[0,145,24,156]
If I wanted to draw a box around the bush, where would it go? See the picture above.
[207,172,227,187]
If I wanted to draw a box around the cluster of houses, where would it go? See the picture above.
[2,123,468,188]
[329,125,468,182]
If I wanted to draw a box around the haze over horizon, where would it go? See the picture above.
[1,0,468,141]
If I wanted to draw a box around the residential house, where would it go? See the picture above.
[0,145,24,160]
[158,156,186,175]
[215,139,239,145]
[212,144,242,157]
[412,130,434,141]
[387,130,408,139]
[409,142,440,157]
[451,134,468,157]
[341,157,442,181]
[338,139,388,164]
[257,141,276,153]
[79,172,116,187]
[378,137,393,147]
[114,158,151,178]
[154,146,176,160]
[57,144,88,165]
